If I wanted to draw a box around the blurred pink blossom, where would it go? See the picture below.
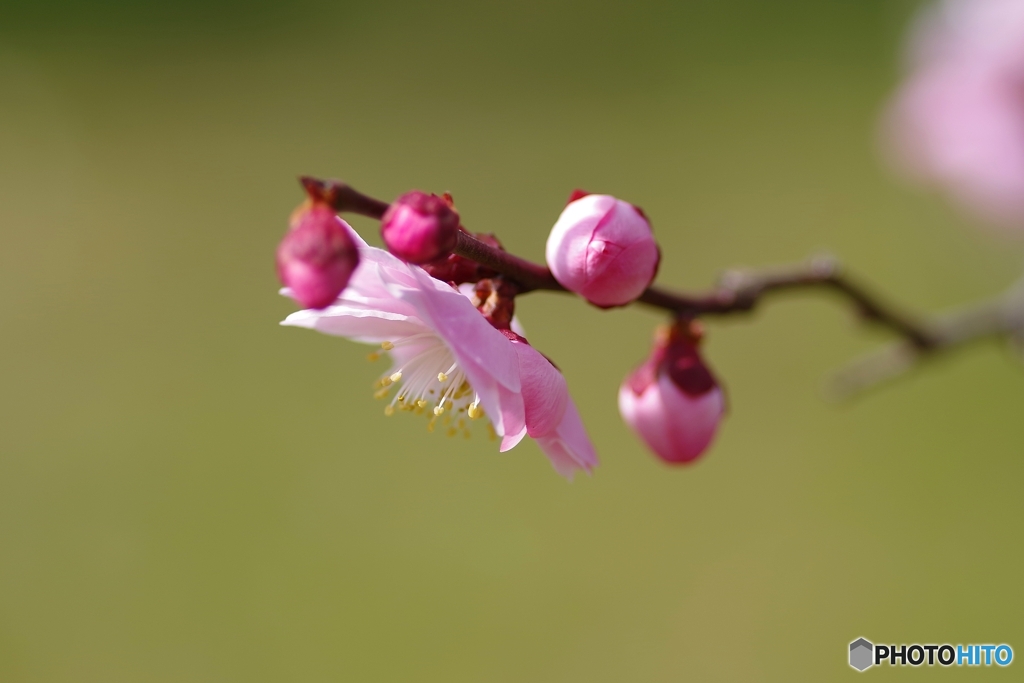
[545,192,660,307]
[618,324,725,465]
[281,227,598,478]
[885,0,1024,230]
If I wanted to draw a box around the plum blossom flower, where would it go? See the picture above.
[618,323,725,464]
[545,192,660,306]
[885,0,1024,230]
[281,224,598,478]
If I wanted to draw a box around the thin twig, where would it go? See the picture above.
[300,176,390,220]
[454,231,562,292]
[830,281,1024,398]
[640,257,937,350]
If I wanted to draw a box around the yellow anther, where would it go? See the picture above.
[381,376,393,387]
[381,341,394,350]
[427,416,437,433]
[437,372,448,382]
[467,404,483,420]
[373,388,391,400]
[433,405,445,416]
[447,427,458,437]
[384,405,395,416]
[389,371,403,383]
[416,399,427,409]
[366,352,380,362]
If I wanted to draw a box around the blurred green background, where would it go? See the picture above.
[2,0,1023,680]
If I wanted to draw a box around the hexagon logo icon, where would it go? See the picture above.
[849,638,874,671]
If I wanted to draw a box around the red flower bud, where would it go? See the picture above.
[276,203,360,310]
[381,190,460,264]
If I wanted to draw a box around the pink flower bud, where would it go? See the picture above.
[545,192,660,307]
[381,190,460,264]
[277,203,360,310]
[618,323,725,465]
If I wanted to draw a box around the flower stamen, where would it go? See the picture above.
[369,332,491,440]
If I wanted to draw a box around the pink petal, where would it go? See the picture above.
[398,267,522,394]
[392,268,528,441]
[511,341,569,437]
[535,399,598,479]
[281,304,425,343]
[493,383,527,451]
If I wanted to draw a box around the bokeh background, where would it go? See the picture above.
[2,0,1023,680]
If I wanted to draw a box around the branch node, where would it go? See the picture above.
[808,253,839,278]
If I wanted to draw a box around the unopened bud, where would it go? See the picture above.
[381,190,460,264]
[276,203,360,310]
[545,193,660,307]
[618,323,725,464]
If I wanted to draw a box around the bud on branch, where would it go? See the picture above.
[279,176,1024,475]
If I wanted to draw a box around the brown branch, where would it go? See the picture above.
[646,257,938,349]
[301,177,939,349]
[829,280,1024,398]
[298,176,1024,399]
[300,176,390,220]
[303,177,566,291]
[454,231,562,292]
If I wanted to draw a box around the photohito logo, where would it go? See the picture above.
[849,639,873,671]
[849,638,1013,671]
